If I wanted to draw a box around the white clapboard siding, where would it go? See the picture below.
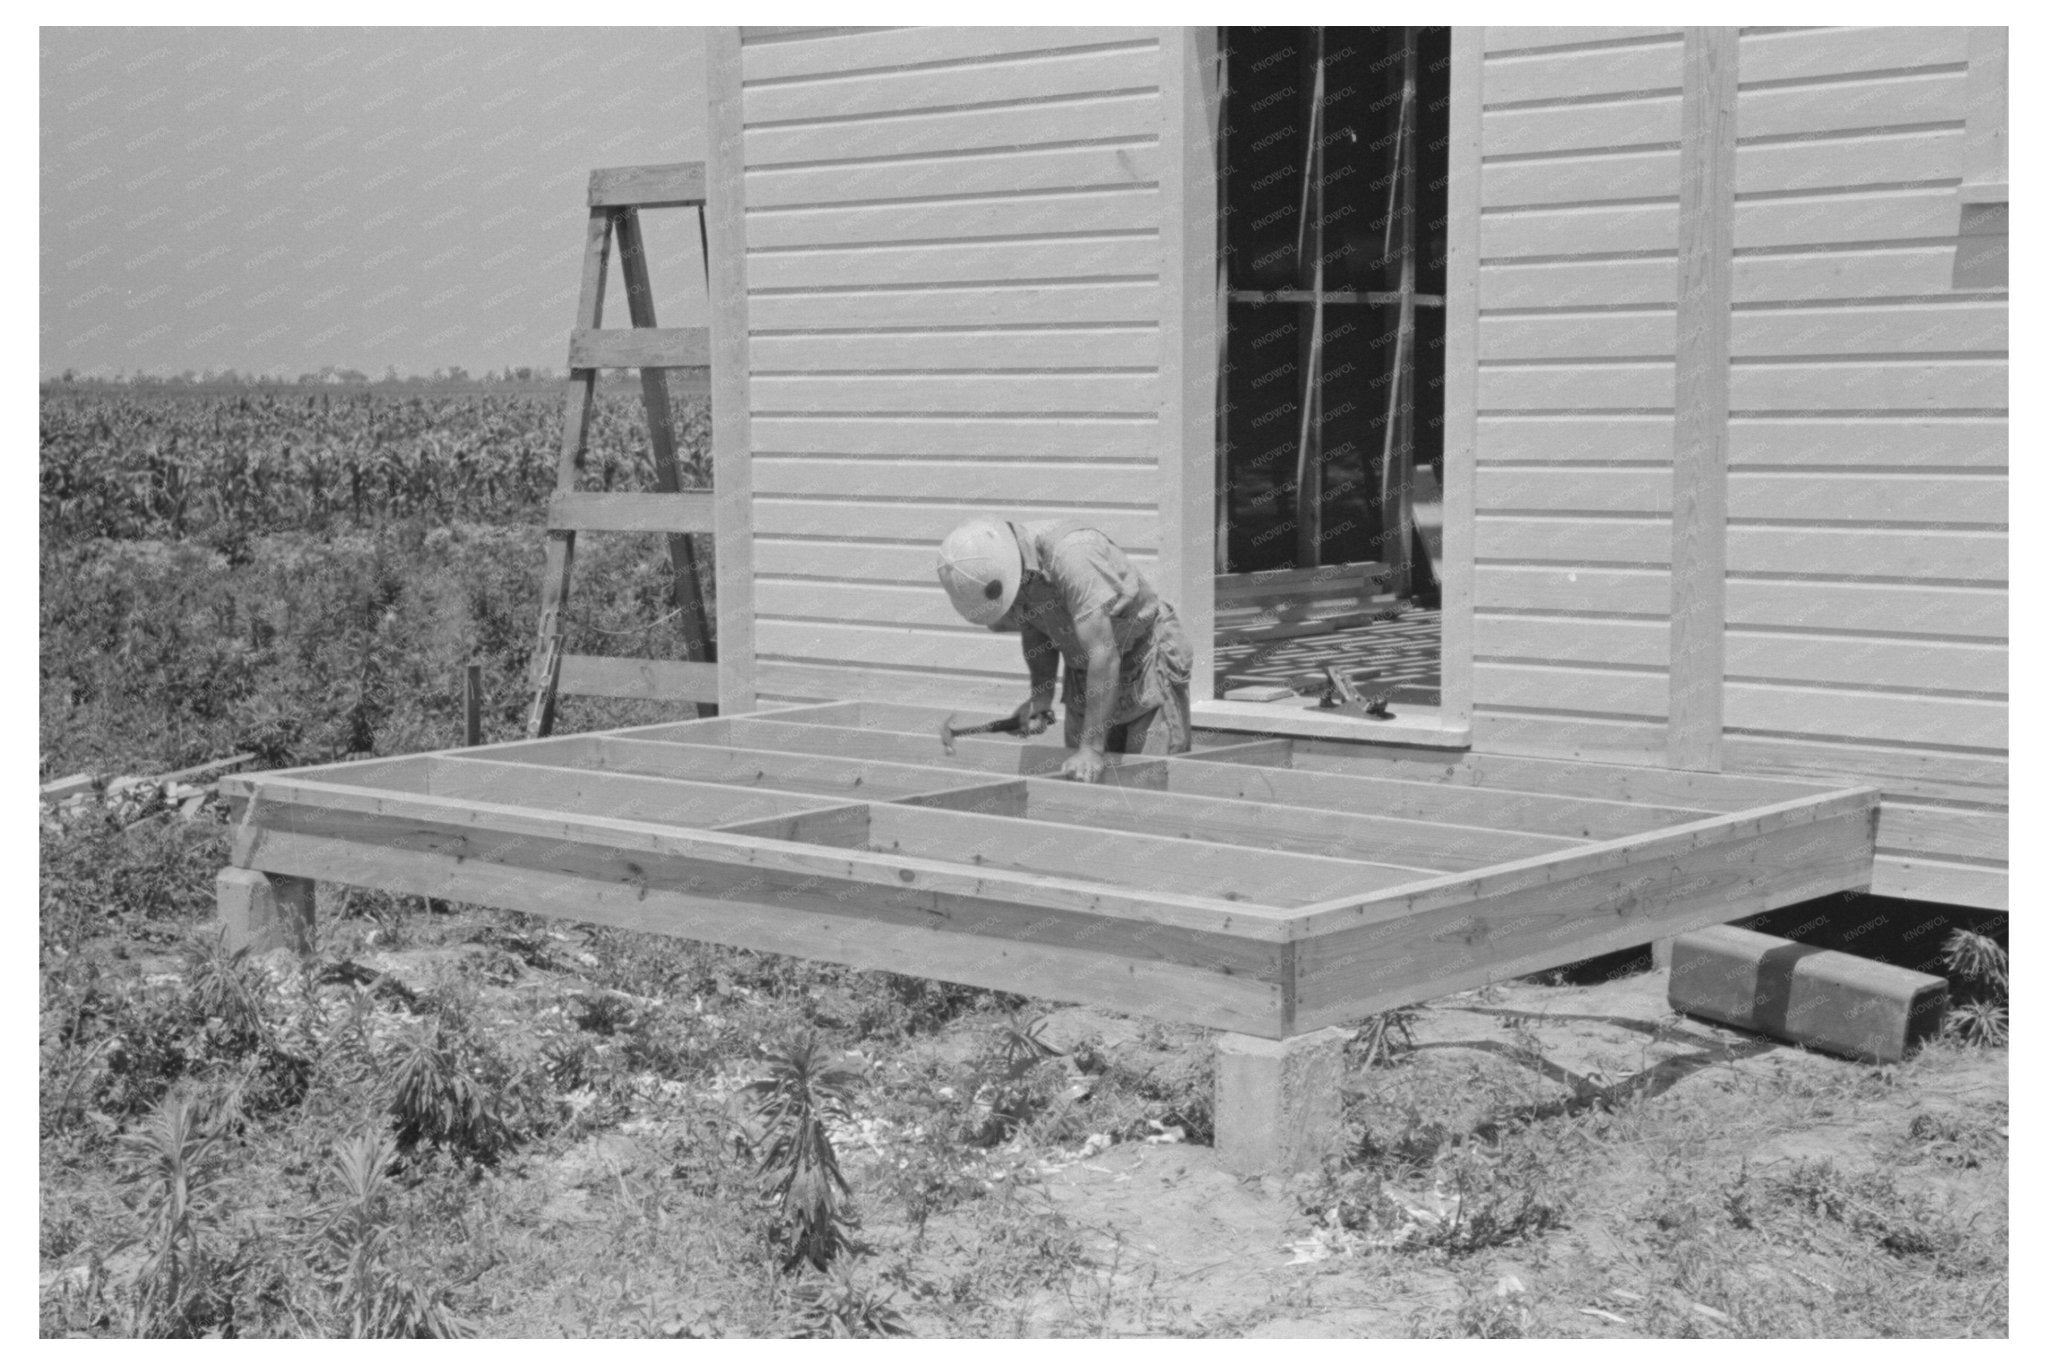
[750,283,1160,331]
[745,92,1161,166]
[755,538,1157,588]
[1475,565,1672,616]
[1480,467,2006,526]
[1482,245,1995,309]
[746,45,1161,124]
[738,31,1166,719]
[1485,187,1974,260]
[1725,579,2006,640]
[1476,415,1676,464]
[754,457,1158,505]
[752,327,1159,373]
[750,414,1156,459]
[748,189,1160,248]
[1476,516,1669,566]
[1476,362,1674,411]
[749,237,1159,291]
[741,27,1156,82]
[1710,29,2008,906]
[1475,662,1668,718]
[1485,69,1966,158]
[1727,418,2007,468]
[1474,614,1670,667]
[747,144,1161,209]
[1484,128,1961,209]
[1482,298,2002,362]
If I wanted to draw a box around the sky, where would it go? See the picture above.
[40,27,710,379]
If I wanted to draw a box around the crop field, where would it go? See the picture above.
[39,386,2008,1338]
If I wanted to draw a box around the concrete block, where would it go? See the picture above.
[1214,1026,1349,1176]
[216,868,316,956]
[1669,923,1946,1063]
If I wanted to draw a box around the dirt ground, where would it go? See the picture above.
[871,969,2009,1337]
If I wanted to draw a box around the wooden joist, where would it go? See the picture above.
[222,700,1882,1039]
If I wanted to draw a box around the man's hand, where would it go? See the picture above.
[1010,700,1053,737]
[1060,747,1108,784]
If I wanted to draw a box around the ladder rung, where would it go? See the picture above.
[558,655,719,703]
[569,327,710,370]
[549,492,716,534]
[588,162,707,208]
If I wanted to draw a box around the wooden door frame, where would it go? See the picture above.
[1160,25,1479,737]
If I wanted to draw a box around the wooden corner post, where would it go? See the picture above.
[706,27,757,716]
[1667,27,1738,772]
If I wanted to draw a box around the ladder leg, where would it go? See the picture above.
[528,208,614,738]
[615,208,718,718]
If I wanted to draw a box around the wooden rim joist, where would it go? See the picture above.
[219,702,1878,1040]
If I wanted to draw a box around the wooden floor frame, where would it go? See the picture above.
[221,701,1878,1040]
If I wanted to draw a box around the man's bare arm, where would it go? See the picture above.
[1073,612,1120,756]
[1020,620,1059,715]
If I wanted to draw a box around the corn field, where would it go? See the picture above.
[39,386,712,540]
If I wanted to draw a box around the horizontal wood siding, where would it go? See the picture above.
[1721,27,2007,907]
[739,28,1165,711]
[1471,26,2006,905]
[1472,29,1684,764]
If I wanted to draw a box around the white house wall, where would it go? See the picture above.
[737,27,1166,712]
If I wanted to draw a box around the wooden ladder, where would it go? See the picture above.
[526,160,753,737]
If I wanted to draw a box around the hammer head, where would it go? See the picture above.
[938,713,959,755]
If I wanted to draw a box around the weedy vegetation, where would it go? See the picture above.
[41,385,2007,1337]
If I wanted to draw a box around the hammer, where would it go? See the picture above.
[938,712,1025,755]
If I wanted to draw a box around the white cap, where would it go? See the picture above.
[936,518,1022,625]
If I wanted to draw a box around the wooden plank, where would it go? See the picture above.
[749,282,1161,331]
[1721,733,2005,805]
[558,655,720,703]
[547,491,716,534]
[1484,70,1967,158]
[1475,564,1671,615]
[1477,516,1670,566]
[1726,526,2006,582]
[1160,23,1217,704]
[713,802,873,849]
[1476,662,1667,718]
[1737,26,1968,84]
[1732,417,2006,468]
[745,92,1160,167]
[1482,245,1987,309]
[589,162,705,208]
[1480,37,1683,107]
[567,326,710,370]
[754,500,1157,550]
[1475,415,1674,464]
[740,26,1156,83]
[751,329,1159,374]
[1731,360,2007,412]
[1725,578,2005,639]
[1480,296,2003,360]
[1149,752,1697,842]
[707,27,757,714]
[1485,28,1679,54]
[234,775,1269,934]
[337,755,847,828]
[745,45,1158,123]
[1477,363,1673,411]
[754,456,1155,506]
[478,734,1026,803]
[1871,854,2006,911]
[751,412,1159,458]
[1475,613,1669,668]
[1271,740,1844,811]
[1289,789,1878,1027]
[1472,712,1670,766]
[1479,467,1672,513]
[751,373,1159,416]
[862,803,1414,908]
[756,538,1154,589]
[747,189,1160,249]
[1725,682,2005,749]
[1669,26,1738,772]
[1725,631,2006,696]
[1875,802,2006,864]
[1483,187,1970,261]
[908,778,1451,873]
[749,237,1159,291]
[649,716,1099,779]
[745,144,1163,211]
[1729,474,2006,526]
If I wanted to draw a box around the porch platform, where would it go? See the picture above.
[218,702,1878,1041]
